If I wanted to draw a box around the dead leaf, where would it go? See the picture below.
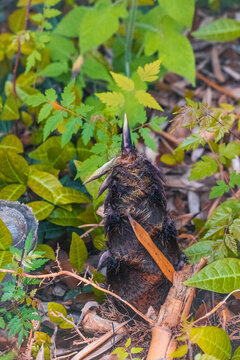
[128,215,175,283]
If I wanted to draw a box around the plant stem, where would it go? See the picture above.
[125,0,138,77]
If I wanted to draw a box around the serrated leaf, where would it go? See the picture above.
[54,187,89,205]
[178,134,206,151]
[137,59,162,82]
[139,128,157,151]
[150,116,167,131]
[192,18,240,42]
[189,156,219,181]
[0,219,12,250]
[0,184,26,201]
[135,90,163,110]
[26,93,46,107]
[184,241,214,264]
[110,72,134,91]
[0,151,29,184]
[38,103,53,123]
[28,168,62,203]
[81,122,95,145]
[35,244,56,260]
[28,201,54,220]
[69,233,88,272]
[190,326,231,360]
[61,80,76,107]
[0,317,5,329]
[0,135,23,153]
[229,170,240,187]
[45,89,57,102]
[48,302,67,324]
[184,258,240,293]
[96,91,124,108]
[61,117,83,147]
[43,112,64,140]
[25,50,41,73]
[1,95,19,121]
[209,181,229,199]
[206,206,232,228]
[47,207,82,227]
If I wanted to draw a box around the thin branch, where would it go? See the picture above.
[0,268,154,325]
[193,289,240,325]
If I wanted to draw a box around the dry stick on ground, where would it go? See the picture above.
[0,268,154,326]
[147,258,207,360]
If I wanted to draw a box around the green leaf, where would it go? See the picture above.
[130,347,143,354]
[0,219,12,250]
[26,93,46,107]
[184,241,214,264]
[54,6,88,37]
[0,151,29,184]
[135,90,162,110]
[79,0,127,54]
[28,201,54,220]
[184,258,240,293]
[69,233,88,272]
[44,8,61,18]
[125,338,131,348]
[45,89,57,102]
[38,103,53,123]
[0,251,12,282]
[192,18,240,42]
[139,128,157,151]
[8,8,26,33]
[54,187,89,206]
[29,136,76,170]
[178,134,206,151]
[27,168,62,203]
[43,111,64,140]
[61,80,76,107]
[137,59,162,82]
[40,62,68,78]
[24,230,33,253]
[0,317,5,329]
[232,346,240,360]
[35,244,56,260]
[230,219,240,241]
[48,302,67,324]
[206,206,232,228]
[190,326,231,360]
[158,0,195,29]
[209,181,229,199]
[82,122,95,145]
[0,135,23,153]
[219,142,240,160]
[47,207,82,227]
[189,156,219,181]
[0,184,26,201]
[1,95,19,121]
[224,234,238,255]
[48,34,75,62]
[229,170,240,187]
[96,91,124,109]
[169,344,188,358]
[110,72,135,91]
[25,50,41,73]
[144,14,195,84]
